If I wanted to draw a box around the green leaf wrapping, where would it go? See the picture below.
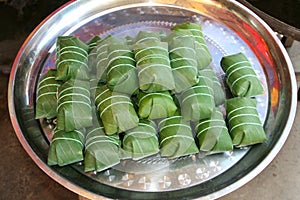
[88,48,98,79]
[137,91,177,120]
[87,36,101,78]
[89,78,100,105]
[95,36,126,82]
[86,35,101,52]
[133,35,175,93]
[123,120,159,160]
[158,116,199,159]
[106,42,139,94]
[84,126,121,172]
[172,22,212,69]
[220,52,264,97]
[94,85,139,135]
[56,79,93,132]
[195,107,233,153]
[179,76,215,121]
[133,31,161,44]
[199,66,226,105]
[55,36,89,81]
[35,69,61,119]
[47,128,85,166]
[167,29,199,93]
[225,97,267,147]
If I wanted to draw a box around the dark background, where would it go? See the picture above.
[247,0,300,29]
[0,0,69,74]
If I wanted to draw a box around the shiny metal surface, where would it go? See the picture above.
[8,0,297,199]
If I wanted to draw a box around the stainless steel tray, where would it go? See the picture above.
[8,0,298,199]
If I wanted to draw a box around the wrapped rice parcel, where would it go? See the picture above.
[55,36,89,81]
[133,33,175,92]
[137,90,177,120]
[87,48,98,79]
[123,120,159,160]
[167,29,199,93]
[179,76,215,121]
[158,115,199,159]
[106,42,139,94]
[172,22,212,69]
[95,35,125,82]
[35,69,61,119]
[220,52,264,97]
[225,97,267,147]
[84,126,121,172]
[47,128,85,166]
[87,36,101,78]
[86,35,101,52]
[199,66,226,105]
[94,85,139,135]
[133,31,161,44]
[56,79,93,132]
[195,107,233,154]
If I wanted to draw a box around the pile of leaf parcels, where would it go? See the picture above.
[35,22,266,173]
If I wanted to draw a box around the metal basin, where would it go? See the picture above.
[8,0,298,199]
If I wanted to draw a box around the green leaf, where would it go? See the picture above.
[47,128,85,166]
[172,22,212,69]
[86,35,101,52]
[195,107,233,154]
[84,126,121,172]
[94,35,126,82]
[56,79,93,132]
[123,120,159,160]
[106,42,139,95]
[133,36,175,92]
[167,29,199,93]
[35,69,61,119]
[158,115,199,159]
[94,85,139,135]
[220,52,264,97]
[133,31,161,44]
[179,76,215,121]
[137,91,177,120]
[55,36,89,81]
[199,66,226,105]
[225,97,267,147]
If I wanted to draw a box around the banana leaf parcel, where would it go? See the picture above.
[106,42,139,94]
[172,22,212,69]
[133,31,161,44]
[179,76,215,121]
[137,90,177,120]
[47,128,85,166]
[56,79,93,132]
[86,35,101,52]
[86,36,101,78]
[199,66,226,106]
[158,115,199,159]
[133,33,175,92]
[123,119,159,160]
[167,29,199,93]
[195,107,233,154]
[35,69,61,119]
[225,97,267,147]
[94,85,139,135]
[95,35,126,82]
[84,126,121,172]
[55,36,89,81]
[220,52,264,97]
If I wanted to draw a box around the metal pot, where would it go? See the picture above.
[8,0,298,199]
